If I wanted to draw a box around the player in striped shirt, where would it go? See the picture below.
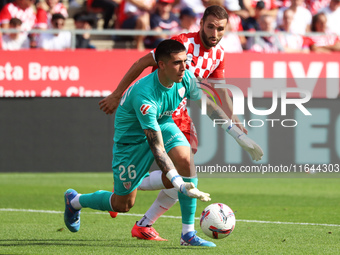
[99,5,249,242]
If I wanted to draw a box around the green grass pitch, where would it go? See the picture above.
[0,173,339,254]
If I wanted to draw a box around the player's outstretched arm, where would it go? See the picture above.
[144,129,211,202]
[99,53,157,114]
[215,87,248,134]
[196,97,263,161]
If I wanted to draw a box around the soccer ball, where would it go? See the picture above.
[199,203,236,239]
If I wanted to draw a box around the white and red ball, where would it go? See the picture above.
[200,203,236,239]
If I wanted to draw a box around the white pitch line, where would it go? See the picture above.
[1,208,339,227]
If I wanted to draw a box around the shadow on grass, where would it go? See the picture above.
[0,239,155,248]
[161,246,213,250]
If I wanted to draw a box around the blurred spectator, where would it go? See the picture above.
[305,0,330,14]
[224,0,247,48]
[86,0,121,29]
[190,0,224,24]
[174,0,206,17]
[277,0,331,13]
[116,0,156,50]
[275,0,291,8]
[177,7,199,32]
[35,0,68,29]
[306,12,340,52]
[242,0,266,31]
[243,0,278,18]
[276,0,312,34]
[247,14,283,52]
[220,22,243,52]
[73,11,96,49]
[224,0,250,19]
[37,13,71,50]
[1,17,30,50]
[318,0,340,35]
[27,32,37,48]
[144,0,180,48]
[277,8,309,52]
[0,0,36,31]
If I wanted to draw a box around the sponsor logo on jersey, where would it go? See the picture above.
[158,110,174,119]
[140,104,151,115]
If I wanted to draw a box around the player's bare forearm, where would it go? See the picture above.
[200,97,231,122]
[216,87,248,134]
[144,129,176,174]
[99,53,156,114]
[216,87,233,117]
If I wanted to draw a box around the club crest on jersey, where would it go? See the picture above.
[140,104,151,115]
[186,54,193,64]
[178,87,186,98]
[123,182,131,190]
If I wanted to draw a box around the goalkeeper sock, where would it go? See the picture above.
[182,223,195,235]
[137,188,178,227]
[138,170,165,190]
[70,194,82,210]
[79,190,113,211]
[178,177,198,235]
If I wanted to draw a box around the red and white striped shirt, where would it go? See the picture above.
[306,33,340,47]
[305,0,330,14]
[170,32,225,79]
[0,3,36,31]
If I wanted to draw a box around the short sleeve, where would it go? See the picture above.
[184,70,202,101]
[133,94,160,131]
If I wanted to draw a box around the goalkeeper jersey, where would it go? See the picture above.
[114,69,201,145]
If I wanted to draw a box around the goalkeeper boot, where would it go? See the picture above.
[131,222,167,241]
[180,231,216,247]
[64,189,81,232]
[108,186,118,218]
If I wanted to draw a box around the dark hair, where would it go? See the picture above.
[74,11,96,28]
[256,1,265,9]
[154,39,186,64]
[52,13,66,21]
[202,5,229,23]
[311,12,326,32]
[9,18,22,26]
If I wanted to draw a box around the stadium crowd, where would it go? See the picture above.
[0,0,339,52]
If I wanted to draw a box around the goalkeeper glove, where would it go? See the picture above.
[224,124,264,161]
[166,170,211,202]
[179,182,211,202]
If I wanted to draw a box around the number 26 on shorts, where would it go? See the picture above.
[119,165,137,181]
